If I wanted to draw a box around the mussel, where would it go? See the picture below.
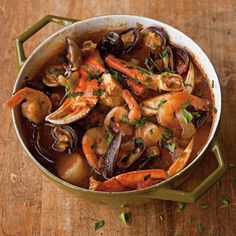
[66,37,83,71]
[33,123,78,161]
[99,32,124,56]
[99,27,140,55]
[172,46,190,74]
[144,46,174,73]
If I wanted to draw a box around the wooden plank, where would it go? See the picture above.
[0,0,235,235]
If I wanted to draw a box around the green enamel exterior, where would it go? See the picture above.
[15,15,226,205]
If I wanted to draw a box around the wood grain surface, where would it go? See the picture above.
[0,0,235,235]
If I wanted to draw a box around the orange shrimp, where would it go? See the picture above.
[82,127,108,170]
[122,89,141,124]
[8,87,52,124]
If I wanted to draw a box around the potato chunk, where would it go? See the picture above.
[56,152,91,187]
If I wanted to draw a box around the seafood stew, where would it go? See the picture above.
[8,24,214,192]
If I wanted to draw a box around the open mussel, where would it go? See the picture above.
[172,46,190,74]
[144,46,174,73]
[99,27,141,56]
[66,37,83,71]
[99,32,124,56]
[33,123,78,162]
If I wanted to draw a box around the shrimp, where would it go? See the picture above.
[104,106,133,135]
[104,89,141,135]
[135,122,164,147]
[122,89,141,124]
[141,92,209,136]
[99,73,124,107]
[82,127,108,170]
[8,87,52,124]
[157,92,209,130]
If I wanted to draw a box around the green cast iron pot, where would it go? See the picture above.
[12,15,226,206]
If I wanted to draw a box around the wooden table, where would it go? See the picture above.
[0,0,235,235]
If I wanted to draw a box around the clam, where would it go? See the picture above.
[141,27,168,51]
[120,27,140,54]
[42,65,66,87]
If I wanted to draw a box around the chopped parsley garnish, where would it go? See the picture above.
[100,89,106,96]
[212,80,214,88]
[135,137,143,145]
[95,220,105,231]
[167,141,176,153]
[93,90,100,96]
[94,71,100,78]
[86,73,91,81]
[160,72,170,78]
[200,204,209,209]
[157,99,167,109]
[137,67,150,74]
[160,49,169,58]
[182,109,193,123]
[134,117,147,128]
[175,153,182,159]
[181,99,192,109]
[126,65,134,69]
[162,128,172,139]
[122,115,130,124]
[111,71,123,82]
[144,58,155,72]
[93,89,105,96]
[198,223,206,234]
[65,81,84,98]
[192,111,201,119]
[119,212,131,224]
[149,129,153,135]
[213,107,217,113]
[98,77,103,84]
[105,128,113,145]
[145,76,153,84]
[134,76,140,84]
[177,202,186,212]
[220,196,230,206]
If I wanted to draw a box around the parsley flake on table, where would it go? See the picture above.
[95,220,105,231]
[220,196,230,206]
[119,212,131,224]
[198,223,206,234]
[177,202,186,212]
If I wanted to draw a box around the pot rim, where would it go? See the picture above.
[12,14,222,195]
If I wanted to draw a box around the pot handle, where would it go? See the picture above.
[16,15,77,68]
[143,137,226,203]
